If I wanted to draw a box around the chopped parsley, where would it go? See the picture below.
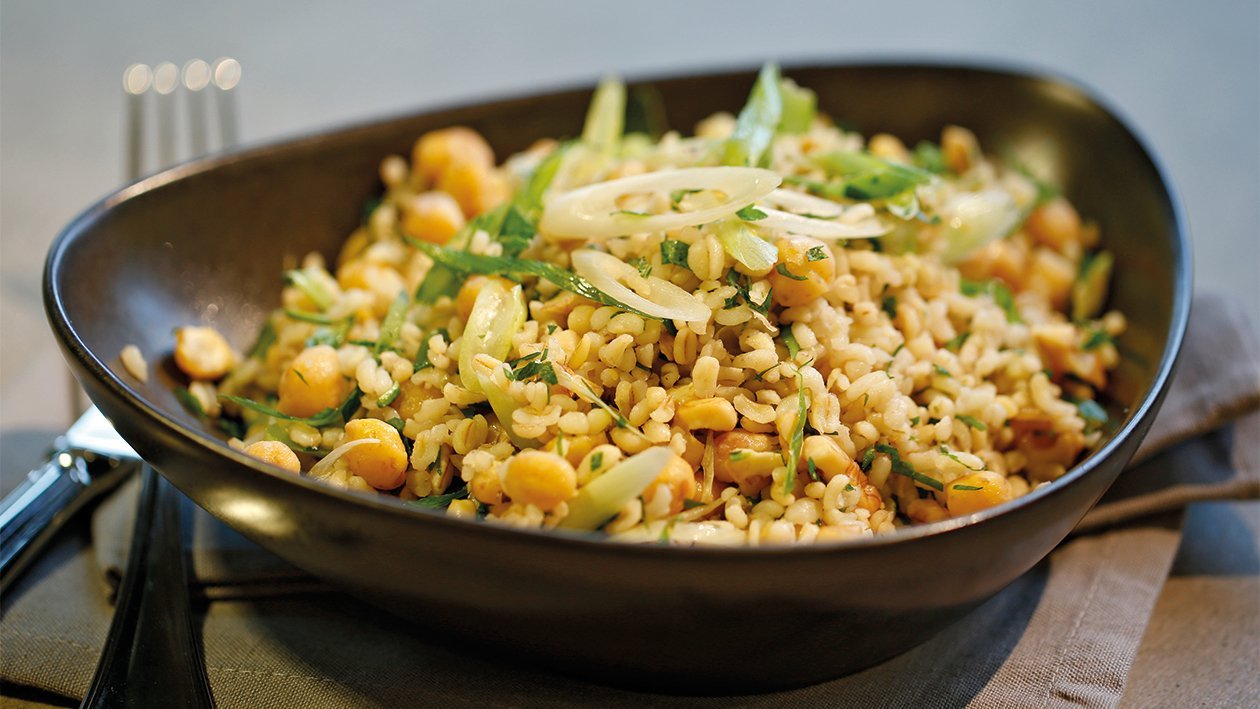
[730,449,751,462]
[944,331,971,352]
[376,382,401,408]
[1082,329,1112,351]
[174,387,205,417]
[660,239,691,268]
[589,451,604,471]
[806,246,828,262]
[859,447,876,472]
[952,484,984,491]
[669,188,701,209]
[776,262,808,281]
[414,329,449,371]
[939,445,984,471]
[507,350,558,385]
[932,363,952,378]
[221,386,363,428]
[781,328,801,358]
[875,443,944,491]
[781,373,809,494]
[247,320,277,360]
[956,415,987,431]
[736,205,768,221]
[628,256,652,278]
[806,458,820,482]
[961,278,1022,324]
[881,294,898,320]
[682,499,707,510]
[407,485,470,511]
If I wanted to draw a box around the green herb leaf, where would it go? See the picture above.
[881,294,898,320]
[939,446,984,471]
[812,151,934,201]
[660,239,691,267]
[247,320,277,360]
[932,363,952,378]
[376,382,401,408]
[781,328,800,358]
[875,443,944,491]
[1073,398,1109,426]
[736,205,768,221]
[944,331,971,352]
[960,278,1022,323]
[1082,329,1113,351]
[414,328,448,371]
[221,386,362,429]
[414,206,509,303]
[859,448,876,472]
[284,308,342,325]
[174,387,205,417]
[730,449,750,462]
[407,485,470,511]
[590,451,604,471]
[956,414,987,431]
[406,238,659,319]
[682,498,706,510]
[806,458,820,482]
[628,256,652,278]
[776,263,807,281]
[952,484,984,491]
[912,141,947,174]
[612,209,652,217]
[806,246,828,262]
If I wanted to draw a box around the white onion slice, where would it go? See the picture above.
[308,438,377,480]
[571,249,710,323]
[939,189,1022,263]
[540,167,781,240]
[754,207,888,239]
[762,188,845,218]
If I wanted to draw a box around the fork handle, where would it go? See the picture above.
[0,451,135,595]
[81,467,215,708]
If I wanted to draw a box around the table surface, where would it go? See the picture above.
[1,1,1257,705]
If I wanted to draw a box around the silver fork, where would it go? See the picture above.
[78,58,241,709]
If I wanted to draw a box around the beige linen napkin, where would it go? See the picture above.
[2,291,1258,707]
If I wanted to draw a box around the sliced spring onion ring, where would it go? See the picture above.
[714,218,778,272]
[761,188,845,218]
[458,280,527,394]
[559,447,674,531]
[939,189,1022,263]
[308,438,377,479]
[754,207,888,239]
[571,250,710,323]
[540,167,781,240]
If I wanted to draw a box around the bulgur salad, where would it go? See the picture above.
[166,65,1122,546]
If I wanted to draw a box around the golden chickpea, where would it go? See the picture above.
[868,133,910,163]
[447,498,479,519]
[641,453,699,515]
[769,237,834,308]
[341,418,409,490]
[455,275,516,322]
[470,468,504,505]
[941,125,980,173]
[1025,197,1081,253]
[401,191,466,245]
[174,326,235,381]
[800,435,852,481]
[946,471,1013,516]
[675,397,738,431]
[278,345,347,418]
[502,450,577,512]
[437,161,510,218]
[393,379,429,421]
[412,126,495,186]
[544,433,607,470]
[242,440,301,473]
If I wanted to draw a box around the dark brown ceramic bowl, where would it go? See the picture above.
[45,61,1189,692]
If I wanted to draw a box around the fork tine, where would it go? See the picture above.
[152,62,179,170]
[121,64,150,182]
[182,59,211,157]
[211,58,241,150]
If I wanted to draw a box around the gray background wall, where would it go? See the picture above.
[2,0,1257,443]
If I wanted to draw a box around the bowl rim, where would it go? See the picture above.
[44,57,1192,559]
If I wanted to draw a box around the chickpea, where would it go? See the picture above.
[173,326,235,381]
[868,133,910,163]
[946,471,1012,516]
[437,161,511,218]
[502,450,577,512]
[242,440,301,473]
[412,126,495,186]
[401,191,466,245]
[1025,197,1081,254]
[447,498,479,520]
[544,433,607,469]
[278,345,348,418]
[455,275,516,322]
[769,237,834,307]
[341,418,409,490]
[393,379,429,420]
[941,125,980,173]
[675,397,738,431]
[714,431,779,494]
[641,453,699,515]
[470,468,504,505]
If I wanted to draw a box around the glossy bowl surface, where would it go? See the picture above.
[45,61,1189,692]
